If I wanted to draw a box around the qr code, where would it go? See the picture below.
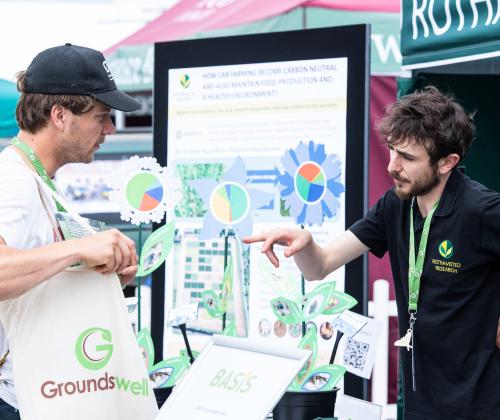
[343,338,369,371]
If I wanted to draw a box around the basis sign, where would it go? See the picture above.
[155,335,310,420]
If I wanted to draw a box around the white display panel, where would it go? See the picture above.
[156,335,310,420]
[162,57,349,366]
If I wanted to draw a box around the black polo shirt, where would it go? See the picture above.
[350,169,500,420]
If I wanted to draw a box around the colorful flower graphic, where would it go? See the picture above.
[189,157,274,239]
[109,156,169,225]
[276,141,345,226]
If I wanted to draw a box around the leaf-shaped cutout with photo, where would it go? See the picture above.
[220,256,233,313]
[222,321,237,337]
[270,296,303,325]
[258,257,302,302]
[137,221,175,277]
[321,290,358,315]
[202,289,225,318]
[148,356,190,388]
[136,328,155,370]
[302,281,336,321]
[290,324,318,390]
[301,364,346,392]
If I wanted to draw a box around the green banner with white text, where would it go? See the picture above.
[402,0,500,69]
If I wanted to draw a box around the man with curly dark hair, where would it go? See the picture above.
[245,86,500,419]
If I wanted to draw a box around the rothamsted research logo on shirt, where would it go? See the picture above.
[438,240,453,259]
[432,240,461,274]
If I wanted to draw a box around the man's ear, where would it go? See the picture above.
[438,153,460,175]
[50,105,68,131]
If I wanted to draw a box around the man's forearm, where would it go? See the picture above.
[294,230,369,281]
[293,240,331,280]
[0,242,82,300]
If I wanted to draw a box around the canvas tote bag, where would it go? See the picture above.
[0,174,159,420]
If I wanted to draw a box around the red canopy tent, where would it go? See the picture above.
[106,0,399,54]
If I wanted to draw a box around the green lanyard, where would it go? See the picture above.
[10,136,66,212]
[408,198,439,312]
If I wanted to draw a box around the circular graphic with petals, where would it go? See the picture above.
[295,161,326,204]
[189,157,274,240]
[125,172,164,212]
[276,141,345,226]
[209,182,250,225]
[109,156,169,225]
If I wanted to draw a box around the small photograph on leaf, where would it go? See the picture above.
[302,371,331,391]
[149,367,174,388]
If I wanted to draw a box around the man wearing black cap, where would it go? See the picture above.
[0,44,141,418]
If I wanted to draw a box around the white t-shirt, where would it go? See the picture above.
[0,147,56,408]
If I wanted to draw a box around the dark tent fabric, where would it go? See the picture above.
[0,79,19,138]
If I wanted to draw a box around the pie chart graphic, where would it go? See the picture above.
[295,162,326,204]
[125,172,164,212]
[209,182,249,224]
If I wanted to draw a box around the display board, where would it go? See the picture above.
[153,25,369,397]
[156,335,310,420]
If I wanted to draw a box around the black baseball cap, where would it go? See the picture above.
[24,43,140,112]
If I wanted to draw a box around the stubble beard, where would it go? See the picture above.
[392,166,440,200]
[55,142,93,166]
[56,122,101,165]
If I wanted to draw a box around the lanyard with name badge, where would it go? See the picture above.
[394,197,439,392]
[10,136,66,212]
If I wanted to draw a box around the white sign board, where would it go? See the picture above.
[166,303,200,327]
[335,394,382,420]
[340,313,383,379]
[155,335,310,420]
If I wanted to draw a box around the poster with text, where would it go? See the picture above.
[162,57,349,366]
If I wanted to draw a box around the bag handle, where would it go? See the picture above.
[34,176,64,242]
[32,172,95,235]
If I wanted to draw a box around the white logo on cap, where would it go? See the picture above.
[102,61,114,81]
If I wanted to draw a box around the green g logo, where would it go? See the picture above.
[75,327,113,371]
[180,74,190,88]
[439,240,453,259]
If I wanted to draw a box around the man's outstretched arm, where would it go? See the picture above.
[0,229,138,300]
[243,228,368,280]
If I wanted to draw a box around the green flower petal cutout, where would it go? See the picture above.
[321,290,358,315]
[270,296,303,325]
[302,281,336,321]
[137,328,155,370]
[200,256,234,319]
[137,221,175,277]
[301,364,346,392]
[290,325,318,389]
[148,356,190,388]
[220,256,234,313]
[202,289,225,318]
